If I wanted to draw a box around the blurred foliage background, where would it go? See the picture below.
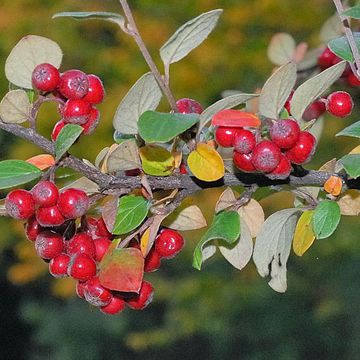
[1,0,360,359]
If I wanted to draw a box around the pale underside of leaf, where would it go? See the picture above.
[106,140,141,173]
[163,205,207,231]
[238,199,265,238]
[215,187,237,213]
[267,33,296,66]
[0,90,31,124]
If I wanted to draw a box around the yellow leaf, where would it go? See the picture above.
[139,145,175,176]
[324,175,342,196]
[349,145,360,155]
[140,228,150,257]
[293,210,315,256]
[26,154,55,170]
[187,143,225,182]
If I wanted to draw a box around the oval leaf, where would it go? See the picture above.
[238,199,265,238]
[187,143,225,182]
[163,204,207,231]
[259,62,297,119]
[320,14,343,43]
[312,200,341,239]
[138,111,199,143]
[55,124,83,160]
[211,109,261,128]
[336,120,360,138]
[113,73,162,134]
[338,190,360,216]
[26,154,55,170]
[267,33,296,66]
[106,140,141,173]
[342,5,360,19]
[293,210,316,256]
[328,33,360,62]
[160,9,223,66]
[0,90,31,124]
[5,35,62,89]
[215,187,236,213]
[340,154,360,179]
[53,11,125,27]
[139,145,175,176]
[0,160,41,189]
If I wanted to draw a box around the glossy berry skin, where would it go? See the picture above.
[36,205,65,227]
[67,233,96,258]
[179,163,188,174]
[155,229,184,259]
[270,119,300,149]
[83,276,112,307]
[318,47,339,69]
[82,75,105,104]
[31,181,59,207]
[5,189,35,220]
[284,90,294,114]
[326,91,354,118]
[127,281,154,310]
[233,151,256,173]
[232,129,256,154]
[94,237,112,262]
[57,188,90,219]
[285,131,316,164]
[302,100,326,122]
[32,63,60,92]
[62,99,92,125]
[96,217,112,238]
[144,247,161,272]
[51,120,66,141]
[68,253,97,281]
[215,126,238,148]
[251,140,281,173]
[35,231,64,260]
[49,253,70,278]
[59,69,89,99]
[176,98,203,114]
[267,154,292,180]
[347,72,360,87]
[81,107,100,135]
[25,216,43,242]
[76,281,86,298]
[100,295,126,315]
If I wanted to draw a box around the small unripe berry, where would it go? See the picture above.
[266,154,292,180]
[155,229,184,259]
[94,237,112,262]
[176,98,203,114]
[144,247,161,272]
[5,189,35,220]
[251,140,281,173]
[232,129,256,154]
[36,205,66,227]
[51,120,66,141]
[270,119,300,149]
[127,280,154,310]
[25,216,43,242]
[302,100,326,122]
[100,294,126,315]
[83,276,112,307]
[68,253,97,281]
[233,151,256,173]
[35,231,64,259]
[82,74,105,104]
[318,47,338,69]
[81,107,100,135]
[49,253,70,278]
[67,233,96,258]
[59,69,89,99]
[285,131,316,164]
[32,63,60,92]
[31,181,59,207]
[326,91,354,118]
[62,99,92,125]
[57,188,90,219]
[215,126,237,148]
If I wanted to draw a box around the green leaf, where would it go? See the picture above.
[160,9,223,66]
[342,5,360,19]
[138,111,199,143]
[0,160,41,189]
[139,145,174,176]
[113,195,150,235]
[328,33,360,62]
[336,121,360,138]
[52,11,125,27]
[340,154,360,178]
[55,124,83,160]
[193,211,241,270]
[312,200,341,239]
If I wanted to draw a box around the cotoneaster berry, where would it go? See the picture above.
[233,151,256,173]
[83,276,112,307]
[49,253,70,278]
[251,140,281,173]
[285,131,316,164]
[82,74,105,104]
[155,229,184,259]
[57,188,90,219]
[35,231,64,260]
[51,120,66,141]
[36,205,65,227]
[76,280,86,299]
[318,47,338,69]
[144,247,161,272]
[176,98,203,114]
[347,72,360,87]
[62,99,92,125]
[93,237,112,262]
[67,233,96,258]
[81,107,100,135]
[302,99,326,122]
[100,295,126,315]
[25,216,43,242]
[32,63,60,92]
[127,280,154,310]
[270,119,300,149]
[31,181,59,207]
[68,253,97,281]
[96,217,112,238]
[326,91,354,118]
[59,69,89,99]
[232,129,256,154]
[5,189,35,220]
[267,154,292,180]
[215,126,237,148]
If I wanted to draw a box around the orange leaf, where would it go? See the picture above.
[324,175,342,196]
[211,109,261,128]
[26,154,55,170]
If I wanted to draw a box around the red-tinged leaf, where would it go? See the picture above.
[99,247,144,293]
[211,109,261,128]
[26,154,55,170]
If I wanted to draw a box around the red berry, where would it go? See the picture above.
[57,188,90,219]
[68,253,97,281]
[82,75,105,104]
[67,233,96,258]
[318,47,339,69]
[176,98,203,114]
[25,216,43,242]
[5,189,35,220]
[59,69,89,99]
[302,99,326,122]
[51,120,66,141]
[155,229,184,259]
[81,107,100,135]
[94,237,112,262]
[251,140,281,173]
[62,99,92,125]
[179,163,188,174]
[96,217,112,238]
[100,294,126,315]
[32,63,60,92]
[285,131,316,164]
[347,72,360,87]
[144,247,161,272]
[124,169,141,176]
[76,280,86,298]
[215,126,237,148]
[233,151,256,173]
[36,205,65,227]
[83,276,112,307]
[284,90,294,114]
[232,129,256,154]
[49,253,70,278]
[266,154,292,180]
[31,181,59,207]
[35,231,64,259]
[326,91,354,118]
[270,119,300,149]
[127,280,154,310]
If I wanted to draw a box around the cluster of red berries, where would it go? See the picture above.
[31,63,105,140]
[215,120,316,179]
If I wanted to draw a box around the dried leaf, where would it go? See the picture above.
[215,187,236,213]
[0,90,31,124]
[324,175,342,196]
[163,205,207,231]
[101,196,119,233]
[106,140,141,173]
[338,190,360,216]
[140,214,167,256]
[26,154,55,170]
[61,177,99,195]
[238,199,265,238]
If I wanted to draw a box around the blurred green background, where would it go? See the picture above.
[1,0,360,359]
